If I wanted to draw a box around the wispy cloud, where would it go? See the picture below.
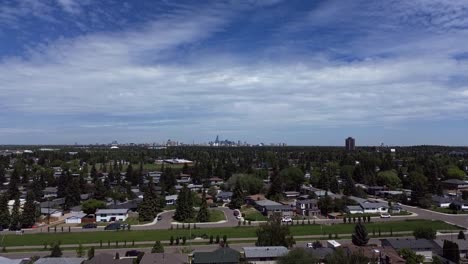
[1,0,468,144]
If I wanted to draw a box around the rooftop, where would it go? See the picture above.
[243,246,289,259]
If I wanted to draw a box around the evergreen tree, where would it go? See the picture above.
[267,168,283,200]
[0,194,10,229]
[229,178,244,209]
[174,185,194,222]
[9,198,21,230]
[64,178,81,210]
[0,165,6,185]
[352,222,369,246]
[126,164,134,185]
[93,180,107,200]
[7,168,20,200]
[151,241,164,253]
[50,243,62,257]
[137,179,162,221]
[196,190,210,222]
[443,240,460,263]
[21,192,37,228]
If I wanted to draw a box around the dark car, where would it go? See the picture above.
[104,223,121,230]
[125,250,141,257]
[157,215,162,221]
[82,223,97,229]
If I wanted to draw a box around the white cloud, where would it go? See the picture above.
[56,0,82,14]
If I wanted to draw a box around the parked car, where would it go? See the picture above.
[282,216,293,223]
[82,223,97,229]
[157,215,162,221]
[104,223,121,230]
[380,213,391,218]
[125,250,141,257]
[306,242,314,248]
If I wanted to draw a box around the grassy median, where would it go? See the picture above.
[0,219,461,247]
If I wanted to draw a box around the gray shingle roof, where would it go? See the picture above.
[140,253,188,264]
[381,238,434,250]
[95,209,128,215]
[192,247,240,264]
[34,258,86,264]
[243,246,289,259]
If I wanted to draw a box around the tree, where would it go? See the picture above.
[137,179,162,221]
[76,243,84,257]
[413,226,436,240]
[64,178,81,210]
[21,192,37,228]
[325,248,370,264]
[81,199,107,215]
[50,243,62,258]
[278,248,318,264]
[351,222,369,246]
[0,194,10,229]
[443,240,460,263]
[229,178,244,209]
[458,231,466,240]
[196,190,210,222]
[87,246,95,260]
[267,168,283,201]
[399,248,424,264]
[376,170,401,189]
[256,214,295,248]
[280,167,304,191]
[173,185,194,222]
[9,198,21,230]
[151,241,164,253]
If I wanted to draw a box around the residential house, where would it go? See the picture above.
[441,179,468,196]
[43,187,58,199]
[381,238,435,262]
[140,253,188,264]
[65,212,87,224]
[95,209,129,222]
[346,200,388,214]
[243,246,289,264]
[83,253,133,264]
[283,191,300,199]
[216,192,233,203]
[208,177,224,186]
[295,199,320,217]
[367,186,386,195]
[34,258,86,264]
[0,256,29,264]
[255,200,294,217]
[192,247,240,264]
[147,171,162,183]
[177,175,192,184]
[245,194,266,205]
[346,205,364,214]
[359,201,389,214]
[165,195,178,206]
[432,195,453,208]
[433,238,468,259]
[40,208,63,218]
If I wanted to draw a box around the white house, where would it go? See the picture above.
[243,246,289,264]
[346,200,388,214]
[165,195,178,206]
[65,212,86,224]
[95,209,129,222]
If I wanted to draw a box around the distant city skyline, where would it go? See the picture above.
[1,1,468,145]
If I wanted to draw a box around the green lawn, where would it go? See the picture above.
[429,206,468,214]
[241,207,268,221]
[0,220,460,247]
[178,209,226,223]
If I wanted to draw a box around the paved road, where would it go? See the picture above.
[399,204,468,229]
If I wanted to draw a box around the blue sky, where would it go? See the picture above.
[1,0,468,145]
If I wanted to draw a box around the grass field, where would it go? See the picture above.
[242,209,268,221]
[0,220,460,247]
[429,206,468,214]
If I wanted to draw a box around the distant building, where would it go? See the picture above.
[345,137,355,151]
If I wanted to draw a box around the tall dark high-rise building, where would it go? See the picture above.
[345,137,355,151]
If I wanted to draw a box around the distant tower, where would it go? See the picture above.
[345,137,355,151]
[215,135,219,143]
